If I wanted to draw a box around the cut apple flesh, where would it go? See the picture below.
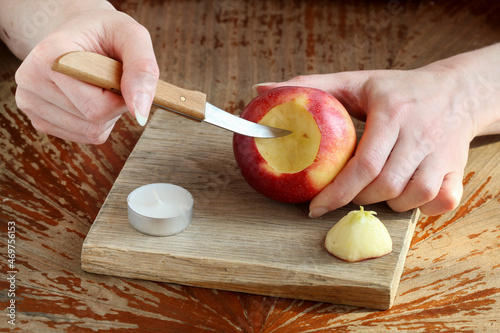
[325,206,393,262]
[255,101,321,173]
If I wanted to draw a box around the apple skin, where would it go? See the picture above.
[233,86,356,204]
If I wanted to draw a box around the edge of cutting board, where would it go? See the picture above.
[81,111,419,310]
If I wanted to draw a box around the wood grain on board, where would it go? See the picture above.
[1,0,499,331]
[82,110,419,310]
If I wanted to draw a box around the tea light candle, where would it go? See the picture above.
[127,183,194,236]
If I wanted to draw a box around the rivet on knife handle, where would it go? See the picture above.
[51,51,206,121]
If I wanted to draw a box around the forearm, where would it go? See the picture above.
[0,0,114,59]
[424,43,500,137]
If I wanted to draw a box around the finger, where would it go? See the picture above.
[353,131,426,205]
[253,72,368,94]
[418,171,464,216]
[309,113,399,218]
[108,15,160,126]
[17,40,129,124]
[27,112,116,144]
[50,72,129,123]
[17,87,120,134]
[253,72,374,118]
[18,69,128,122]
[385,154,446,212]
[19,91,119,144]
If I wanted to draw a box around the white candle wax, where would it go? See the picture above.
[127,183,194,236]
[128,183,192,218]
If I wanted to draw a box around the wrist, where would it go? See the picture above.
[0,0,115,59]
[432,44,500,137]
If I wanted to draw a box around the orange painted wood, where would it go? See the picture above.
[1,0,499,331]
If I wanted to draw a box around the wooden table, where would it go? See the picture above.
[1,1,499,331]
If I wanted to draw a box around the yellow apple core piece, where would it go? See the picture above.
[255,101,321,173]
[325,206,393,262]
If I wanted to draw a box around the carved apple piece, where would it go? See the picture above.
[325,206,392,262]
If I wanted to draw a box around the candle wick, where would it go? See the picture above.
[153,189,163,204]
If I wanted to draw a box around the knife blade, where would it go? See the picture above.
[52,51,292,138]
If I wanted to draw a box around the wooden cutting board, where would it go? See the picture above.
[81,110,419,310]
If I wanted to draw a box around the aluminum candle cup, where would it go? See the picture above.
[127,183,194,236]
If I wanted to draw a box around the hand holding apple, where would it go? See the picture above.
[233,86,356,204]
[253,44,500,217]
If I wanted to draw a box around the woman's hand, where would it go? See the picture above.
[254,44,500,216]
[1,1,159,144]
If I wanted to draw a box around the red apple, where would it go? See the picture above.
[233,86,356,203]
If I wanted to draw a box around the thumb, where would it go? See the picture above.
[122,55,159,126]
[108,15,159,126]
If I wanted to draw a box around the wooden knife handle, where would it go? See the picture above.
[51,51,206,121]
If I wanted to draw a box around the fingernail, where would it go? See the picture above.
[252,82,275,96]
[309,206,329,218]
[134,92,152,126]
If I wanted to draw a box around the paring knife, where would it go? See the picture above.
[51,51,291,138]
